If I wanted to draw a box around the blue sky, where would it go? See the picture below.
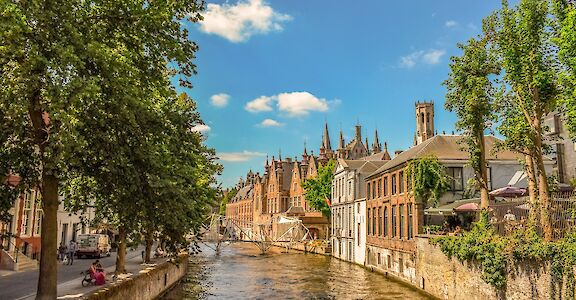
[179,0,507,188]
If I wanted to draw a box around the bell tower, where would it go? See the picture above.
[415,101,435,145]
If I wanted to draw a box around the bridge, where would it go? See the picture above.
[201,214,313,254]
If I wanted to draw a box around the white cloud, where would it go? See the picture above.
[218,151,266,162]
[210,93,230,108]
[258,118,284,127]
[245,91,331,117]
[276,92,329,117]
[191,124,211,133]
[245,96,274,112]
[445,20,458,28]
[199,0,292,43]
[422,49,446,65]
[399,49,446,68]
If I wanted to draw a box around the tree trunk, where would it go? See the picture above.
[533,118,552,241]
[478,132,490,210]
[525,154,539,227]
[115,226,127,274]
[36,174,58,300]
[144,231,153,263]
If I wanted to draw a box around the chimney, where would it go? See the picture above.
[394,150,403,157]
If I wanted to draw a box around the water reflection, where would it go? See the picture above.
[163,243,432,300]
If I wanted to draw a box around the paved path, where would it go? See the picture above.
[0,246,167,300]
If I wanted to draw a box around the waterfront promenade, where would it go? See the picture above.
[0,247,162,300]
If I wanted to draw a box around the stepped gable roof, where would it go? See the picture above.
[368,135,525,178]
[281,161,294,191]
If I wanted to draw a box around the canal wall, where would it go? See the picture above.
[414,236,566,300]
[84,254,188,300]
[274,241,331,255]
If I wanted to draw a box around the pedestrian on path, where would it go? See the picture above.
[68,240,77,265]
[58,242,67,262]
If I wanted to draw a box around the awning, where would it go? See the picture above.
[425,198,481,216]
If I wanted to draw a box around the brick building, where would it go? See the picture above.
[363,101,550,283]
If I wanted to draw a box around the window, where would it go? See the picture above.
[378,207,382,236]
[399,171,404,193]
[408,204,413,239]
[392,174,397,195]
[392,206,397,238]
[377,179,382,197]
[367,208,371,235]
[367,182,371,199]
[34,209,43,236]
[399,204,404,239]
[294,182,297,191]
[358,223,361,245]
[383,177,388,196]
[372,207,376,236]
[447,167,464,191]
[384,207,388,237]
[372,181,376,199]
[348,181,352,196]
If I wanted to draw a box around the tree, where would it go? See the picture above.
[0,1,204,297]
[485,0,559,240]
[405,155,451,208]
[219,188,238,216]
[302,160,335,218]
[553,0,576,141]
[444,37,499,210]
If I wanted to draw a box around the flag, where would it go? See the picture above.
[324,195,331,207]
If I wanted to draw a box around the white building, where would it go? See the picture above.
[331,158,388,265]
[56,197,96,247]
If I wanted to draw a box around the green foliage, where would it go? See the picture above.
[444,36,498,208]
[405,155,451,208]
[0,0,219,290]
[302,160,335,218]
[433,214,576,297]
[219,188,238,216]
[553,0,576,142]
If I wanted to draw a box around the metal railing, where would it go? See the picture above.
[488,191,576,240]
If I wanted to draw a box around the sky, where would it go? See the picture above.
[179,0,508,188]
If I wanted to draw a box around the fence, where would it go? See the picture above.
[488,191,576,240]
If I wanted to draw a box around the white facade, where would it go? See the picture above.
[57,197,96,247]
[331,159,387,265]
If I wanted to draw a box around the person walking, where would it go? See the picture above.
[58,242,67,263]
[68,240,77,265]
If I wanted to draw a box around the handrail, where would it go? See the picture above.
[1,232,19,263]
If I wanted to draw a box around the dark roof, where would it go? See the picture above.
[368,135,525,178]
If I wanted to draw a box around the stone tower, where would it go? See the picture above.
[415,101,435,145]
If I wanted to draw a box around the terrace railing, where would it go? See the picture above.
[488,191,576,240]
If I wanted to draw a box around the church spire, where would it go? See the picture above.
[372,128,382,153]
[322,121,332,151]
[382,141,391,160]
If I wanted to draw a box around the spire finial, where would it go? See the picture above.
[279,148,282,161]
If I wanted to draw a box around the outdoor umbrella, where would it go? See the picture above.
[453,202,480,212]
[489,186,527,198]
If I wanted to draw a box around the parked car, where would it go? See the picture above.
[76,234,111,258]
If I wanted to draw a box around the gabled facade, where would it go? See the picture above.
[331,158,388,265]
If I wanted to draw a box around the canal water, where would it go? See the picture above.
[162,243,432,299]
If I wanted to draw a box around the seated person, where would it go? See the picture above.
[89,260,106,285]
[503,209,516,222]
[155,247,165,258]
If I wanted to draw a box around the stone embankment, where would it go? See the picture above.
[84,254,188,300]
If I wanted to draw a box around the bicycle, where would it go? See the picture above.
[81,270,94,287]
